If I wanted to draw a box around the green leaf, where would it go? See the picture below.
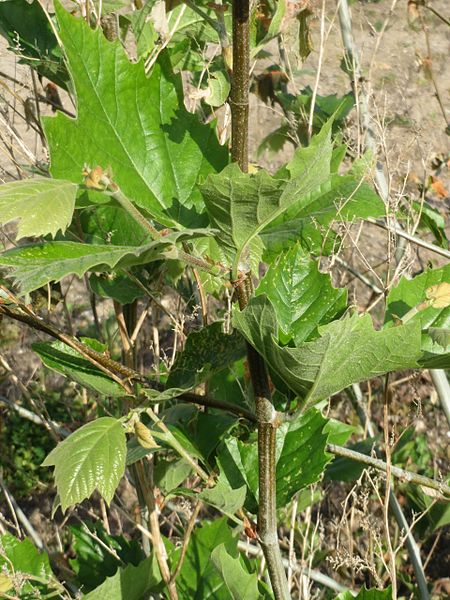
[256,244,347,344]
[42,417,126,512]
[218,409,334,510]
[276,409,332,507]
[260,218,338,261]
[206,71,231,107]
[202,120,333,276]
[90,273,145,304]
[0,229,208,293]
[233,295,422,407]
[167,322,246,389]
[154,458,192,495]
[211,545,261,600]
[199,469,247,515]
[336,586,392,599]
[69,521,144,592]
[0,533,51,579]
[33,341,125,397]
[83,555,162,600]
[0,0,69,88]
[385,266,450,367]
[0,178,76,240]
[44,2,228,228]
[176,517,236,600]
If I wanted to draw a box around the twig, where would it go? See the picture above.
[327,444,450,496]
[366,218,450,259]
[424,2,450,27]
[237,540,354,595]
[133,460,179,600]
[0,395,70,438]
[334,255,383,295]
[170,501,202,584]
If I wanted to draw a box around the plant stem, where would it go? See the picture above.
[231,0,250,170]
[230,2,289,596]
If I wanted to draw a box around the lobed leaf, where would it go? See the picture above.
[42,417,126,512]
[0,229,209,293]
[0,178,76,240]
[233,295,422,408]
[44,2,228,228]
[202,120,333,276]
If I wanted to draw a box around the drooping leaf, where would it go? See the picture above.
[211,545,261,600]
[0,0,69,88]
[256,244,347,344]
[83,555,162,600]
[0,178,76,240]
[385,266,450,367]
[33,341,124,397]
[0,229,209,293]
[202,120,334,276]
[44,2,228,228]
[167,321,246,389]
[233,295,422,407]
[42,417,126,512]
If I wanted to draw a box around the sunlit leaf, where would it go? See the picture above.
[42,417,126,512]
[44,2,228,228]
[0,178,76,240]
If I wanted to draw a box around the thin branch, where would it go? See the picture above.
[327,444,450,496]
[170,501,202,584]
[237,540,353,595]
[0,474,44,550]
[367,218,450,259]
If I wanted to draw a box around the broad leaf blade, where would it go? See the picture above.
[211,545,261,600]
[233,295,422,407]
[83,555,161,600]
[202,120,333,275]
[0,229,208,293]
[0,178,76,240]
[44,2,228,228]
[42,417,126,512]
[256,244,347,344]
[33,341,124,397]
